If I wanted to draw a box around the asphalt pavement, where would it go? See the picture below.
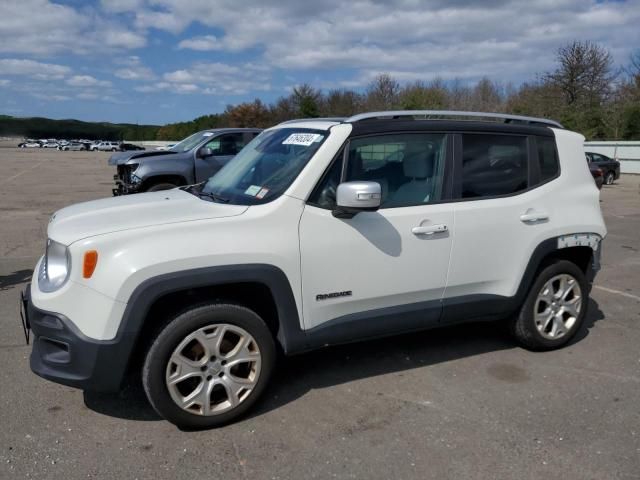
[0,147,638,479]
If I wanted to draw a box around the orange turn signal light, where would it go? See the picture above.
[83,250,99,279]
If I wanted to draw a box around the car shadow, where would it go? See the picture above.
[0,269,32,292]
[83,298,604,425]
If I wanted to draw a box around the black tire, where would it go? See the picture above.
[605,171,615,185]
[145,182,178,192]
[142,303,276,429]
[511,260,588,351]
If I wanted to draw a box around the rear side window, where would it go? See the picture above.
[461,134,528,198]
[537,137,559,182]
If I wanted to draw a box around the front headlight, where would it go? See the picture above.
[38,239,71,292]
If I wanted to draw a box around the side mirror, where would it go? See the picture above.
[333,181,381,218]
[198,147,214,158]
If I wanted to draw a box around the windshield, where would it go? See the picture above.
[170,131,215,153]
[201,128,328,205]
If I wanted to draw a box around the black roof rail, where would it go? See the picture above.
[344,110,563,128]
[278,117,346,125]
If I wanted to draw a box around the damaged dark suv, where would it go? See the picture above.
[110,128,262,195]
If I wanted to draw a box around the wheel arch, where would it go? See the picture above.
[141,174,188,190]
[515,237,599,306]
[116,264,306,385]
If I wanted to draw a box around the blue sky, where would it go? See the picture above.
[0,0,638,125]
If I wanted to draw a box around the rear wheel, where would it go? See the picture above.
[511,260,588,351]
[142,303,275,429]
[145,182,178,192]
[605,171,615,185]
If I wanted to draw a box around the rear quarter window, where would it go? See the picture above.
[460,133,528,199]
[537,137,559,182]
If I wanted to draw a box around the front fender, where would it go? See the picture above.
[134,157,194,184]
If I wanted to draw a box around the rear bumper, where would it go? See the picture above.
[25,286,133,392]
[587,241,602,289]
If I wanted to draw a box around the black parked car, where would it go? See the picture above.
[585,152,620,185]
[588,162,604,189]
[109,128,262,195]
[120,143,145,151]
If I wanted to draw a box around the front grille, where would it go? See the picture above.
[116,164,138,184]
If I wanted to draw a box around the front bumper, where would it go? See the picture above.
[112,174,142,196]
[24,286,134,392]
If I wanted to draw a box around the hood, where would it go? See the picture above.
[108,149,178,165]
[48,188,248,245]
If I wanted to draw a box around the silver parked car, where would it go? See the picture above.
[95,141,120,152]
[58,142,87,151]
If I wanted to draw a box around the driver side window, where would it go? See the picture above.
[347,133,446,208]
[205,133,245,156]
[309,133,447,210]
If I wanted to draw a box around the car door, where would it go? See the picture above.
[443,132,560,321]
[590,153,603,166]
[298,132,454,339]
[194,133,246,182]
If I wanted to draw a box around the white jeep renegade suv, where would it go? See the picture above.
[21,111,606,429]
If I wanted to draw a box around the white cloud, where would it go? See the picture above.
[134,9,189,34]
[135,61,270,96]
[124,0,640,86]
[114,66,156,81]
[163,69,196,83]
[0,0,146,55]
[0,59,71,79]
[134,81,199,94]
[66,75,112,88]
[113,55,156,80]
[77,92,99,100]
[100,0,145,13]
[102,29,147,49]
[0,79,10,86]
[178,35,222,51]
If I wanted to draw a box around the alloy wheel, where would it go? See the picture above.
[165,324,261,416]
[534,274,582,340]
[605,172,614,185]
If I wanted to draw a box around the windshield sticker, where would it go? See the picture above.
[244,185,262,196]
[282,133,322,146]
[202,132,214,137]
[256,188,269,199]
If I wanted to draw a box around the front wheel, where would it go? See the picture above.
[143,303,276,429]
[511,260,588,351]
[604,171,615,185]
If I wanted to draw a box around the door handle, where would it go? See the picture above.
[412,224,448,235]
[520,211,549,223]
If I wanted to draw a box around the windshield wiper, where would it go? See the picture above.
[183,183,230,203]
[197,191,230,203]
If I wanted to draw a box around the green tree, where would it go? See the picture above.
[292,84,321,118]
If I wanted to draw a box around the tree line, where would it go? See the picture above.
[0,116,159,141]
[157,41,640,141]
